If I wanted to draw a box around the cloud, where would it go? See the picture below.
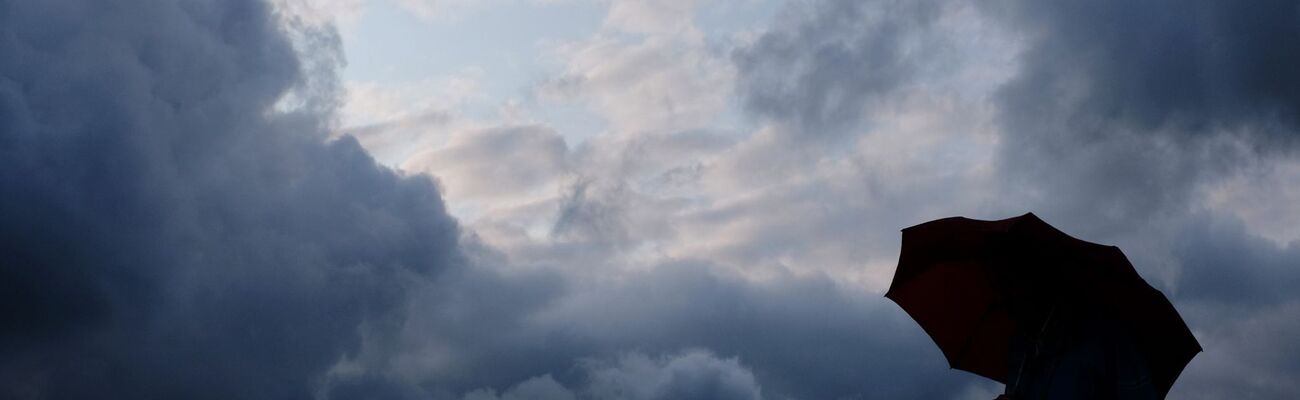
[582,351,761,400]
[273,0,368,26]
[541,4,735,136]
[463,350,760,400]
[517,0,1300,396]
[403,124,570,202]
[603,0,697,36]
[336,73,488,165]
[528,263,975,399]
[374,3,1013,396]
[732,0,950,139]
[1162,214,1300,397]
[978,0,1300,397]
[462,375,577,400]
[332,261,979,399]
[1201,158,1300,245]
[1173,215,1300,308]
[8,0,1300,399]
[991,0,1300,147]
[987,0,1300,233]
[1175,301,1300,399]
[390,0,498,22]
[0,1,461,398]
[725,0,1300,398]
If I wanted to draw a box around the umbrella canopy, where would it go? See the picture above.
[885,213,1200,397]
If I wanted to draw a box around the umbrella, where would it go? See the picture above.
[885,213,1200,397]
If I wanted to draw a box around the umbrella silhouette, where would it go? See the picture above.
[885,213,1200,397]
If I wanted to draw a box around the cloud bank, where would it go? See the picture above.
[3,0,1299,399]
[0,1,459,398]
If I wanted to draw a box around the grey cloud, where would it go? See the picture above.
[463,375,577,400]
[1175,301,1300,399]
[551,177,632,248]
[0,1,461,399]
[1173,215,1300,307]
[321,260,978,400]
[503,263,975,399]
[733,0,945,139]
[992,0,1300,147]
[582,351,761,400]
[1167,215,1300,398]
[733,0,1300,227]
[464,350,761,400]
[993,130,1219,240]
[989,0,1300,232]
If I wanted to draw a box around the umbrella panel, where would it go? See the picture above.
[887,214,1201,397]
[886,260,1019,382]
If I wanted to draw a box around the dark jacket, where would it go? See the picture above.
[1005,308,1158,399]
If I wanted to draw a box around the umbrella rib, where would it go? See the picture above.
[896,214,1202,393]
[1007,303,1057,393]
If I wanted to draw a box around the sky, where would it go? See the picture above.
[1,0,1298,399]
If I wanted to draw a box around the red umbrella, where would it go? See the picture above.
[885,213,1200,397]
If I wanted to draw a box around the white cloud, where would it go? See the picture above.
[1201,157,1300,246]
[537,0,734,137]
[337,70,487,164]
[394,0,498,21]
[603,0,698,35]
[272,0,369,26]
[542,36,734,135]
[403,124,570,202]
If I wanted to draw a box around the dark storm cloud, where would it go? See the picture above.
[733,0,944,138]
[0,1,461,399]
[989,0,1300,233]
[733,0,1300,227]
[348,262,978,400]
[993,0,1300,147]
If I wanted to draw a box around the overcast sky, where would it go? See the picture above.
[2,0,1298,399]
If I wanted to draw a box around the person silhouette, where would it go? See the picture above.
[995,279,1159,399]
